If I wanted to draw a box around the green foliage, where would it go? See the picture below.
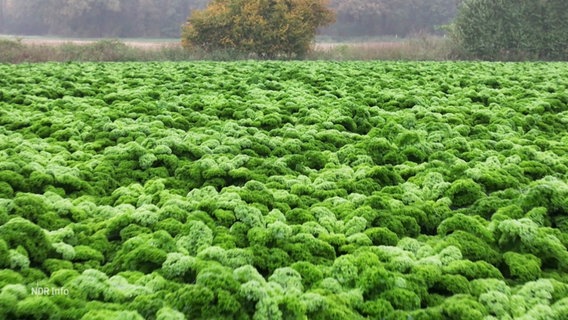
[444,260,503,281]
[437,213,493,243]
[16,296,61,320]
[1,61,568,318]
[433,274,471,295]
[452,0,568,60]
[0,269,24,289]
[169,284,216,319]
[0,218,52,265]
[0,181,14,198]
[496,218,568,270]
[364,227,399,246]
[330,255,358,287]
[446,230,501,265]
[380,288,421,311]
[177,220,214,256]
[440,294,487,320]
[81,310,144,320]
[129,294,165,320]
[0,239,9,268]
[503,252,542,282]
[106,232,174,275]
[8,193,48,224]
[445,179,485,208]
[357,266,395,300]
[291,261,324,289]
[156,307,186,320]
[161,254,200,285]
[359,298,394,319]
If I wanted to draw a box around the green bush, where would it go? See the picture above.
[452,0,568,60]
[0,218,52,265]
[440,294,487,320]
[2,59,568,318]
[380,288,421,311]
[16,296,62,320]
[445,179,485,208]
[503,252,541,282]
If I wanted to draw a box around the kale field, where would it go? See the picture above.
[1,61,568,319]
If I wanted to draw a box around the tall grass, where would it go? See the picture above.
[0,38,196,63]
[310,35,458,61]
[0,36,459,63]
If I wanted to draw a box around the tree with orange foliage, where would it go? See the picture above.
[181,0,335,58]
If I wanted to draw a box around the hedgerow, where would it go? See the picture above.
[1,61,568,319]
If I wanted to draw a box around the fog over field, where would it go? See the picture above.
[0,0,461,39]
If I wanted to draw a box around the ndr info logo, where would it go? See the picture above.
[31,282,70,296]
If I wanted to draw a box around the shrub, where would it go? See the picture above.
[0,218,52,265]
[432,274,471,295]
[291,261,324,289]
[0,239,9,268]
[80,310,144,320]
[169,284,216,319]
[380,288,421,311]
[364,227,399,246]
[7,193,48,225]
[440,294,487,320]
[182,0,335,58]
[445,179,485,208]
[446,231,501,265]
[16,296,61,320]
[357,266,395,300]
[503,252,541,282]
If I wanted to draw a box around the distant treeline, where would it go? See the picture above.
[327,0,463,38]
[1,0,462,39]
[0,0,209,38]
